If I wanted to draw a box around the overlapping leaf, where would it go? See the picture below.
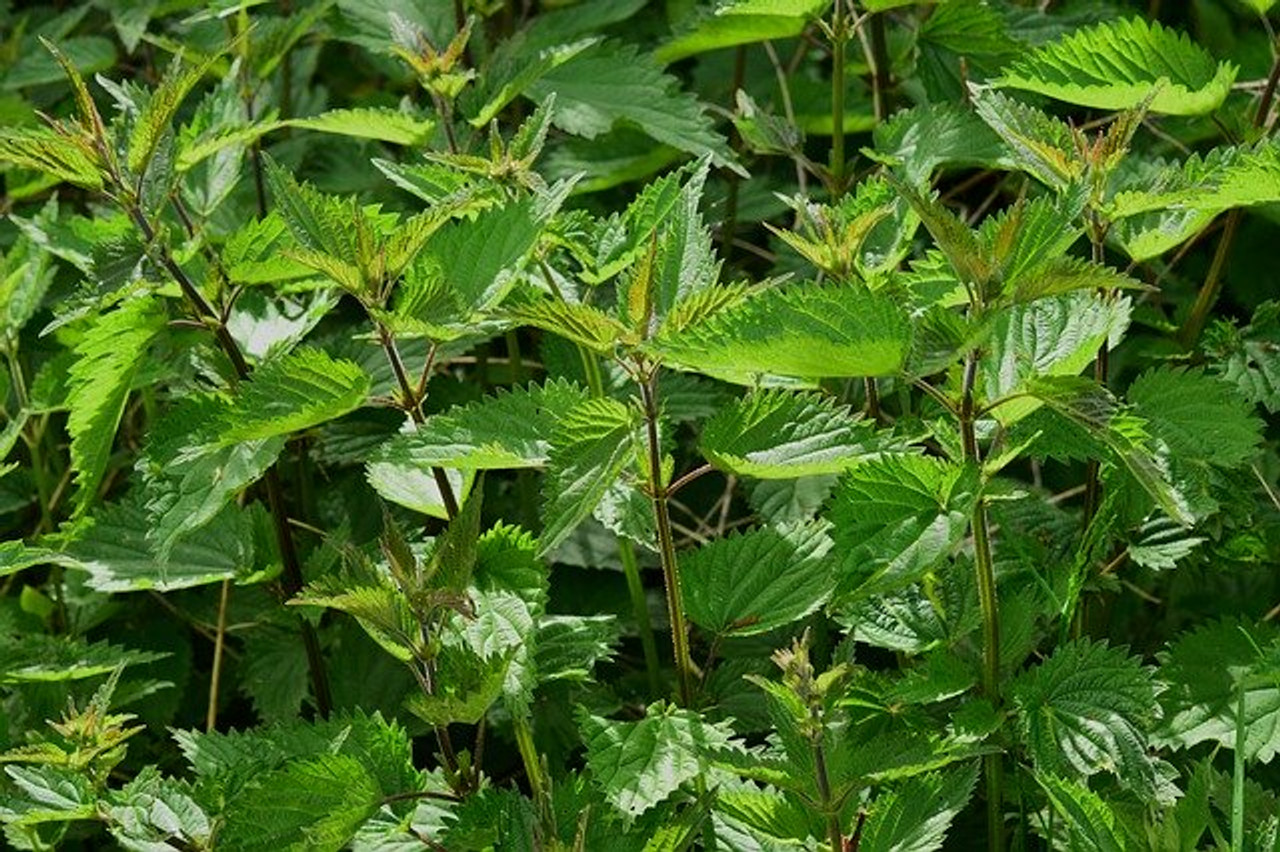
[374,379,589,471]
[681,520,835,636]
[66,297,166,513]
[828,456,979,602]
[699,389,885,478]
[996,17,1236,115]
[1010,639,1161,795]
[651,281,911,382]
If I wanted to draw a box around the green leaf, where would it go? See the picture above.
[969,87,1081,190]
[104,767,212,851]
[656,0,829,64]
[1010,639,1161,794]
[0,634,166,684]
[1206,301,1280,413]
[284,107,435,145]
[619,161,720,332]
[139,395,284,558]
[0,766,96,826]
[579,702,734,818]
[828,456,979,601]
[1156,619,1280,763]
[423,192,560,311]
[652,281,911,381]
[538,397,640,556]
[173,710,419,798]
[871,102,1014,187]
[67,297,167,513]
[0,127,103,189]
[534,615,619,684]
[527,40,737,171]
[215,754,383,852]
[128,52,220,178]
[505,294,631,354]
[1128,367,1262,469]
[1026,377,1193,526]
[681,520,835,636]
[215,348,370,445]
[366,460,470,520]
[1109,142,1280,260]
[700,389,889,479]
[994,17,1236,116]
[1036,774,1128,852]
[859,764,979,852]
[64,499,254,592]
[980,293,1131,424]
[374,379,590,470]
[405,641,511,726]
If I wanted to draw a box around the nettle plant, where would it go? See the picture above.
[4,1,1280,850]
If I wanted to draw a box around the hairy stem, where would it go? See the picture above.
[206,578,231,731]
[125,203,332,717]
[961,350,1003,852]
[375,321,459,518]
[1081,230,1108,527]
[639,370,695,706]
[829,0,848,196]
[1233,676,1247,852]
[813,734,843,851]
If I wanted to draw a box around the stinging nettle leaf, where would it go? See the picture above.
[828,455,979,602]
[680,520,835,636]
[995,17,1236,116]
[859,763,979,852]
[284,107,435,146]
[538,397,640,556]
[67,297,167,513]
[1010,638,1162,796]
[651,280,911,382]
[699,388,887,479]
[579,702,735,818]
[374,379,590,471]
[527,40,738,173]
[655,0,829,64]
[215,348,370,445]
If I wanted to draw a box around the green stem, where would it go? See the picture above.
[207,578,231,732]
[1232,676,1247,852]
[513,715,551,821]
[868,9,890,122]
[620,540,663,696]
[813,736,843,851]
[1178,208,1241,349]
[829,0,848,196]
[639,369,695,707]
[961,351,1003,852]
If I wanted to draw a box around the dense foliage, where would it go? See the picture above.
[3,0,1280,849]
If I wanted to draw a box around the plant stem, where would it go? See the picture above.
[1081,230,1108,527]
[813,735,843,851]
[638,369,695,706]
[125,203,332,717]
[829,0,848,196]
[1232,676,1247,852]
[1178,208,1241,349]
[868,9,890,122]
[619,541,663,696]
[374,321,459,518]
[207,578,231,731]
[513,715,551,820]
[960,350,1003,852]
